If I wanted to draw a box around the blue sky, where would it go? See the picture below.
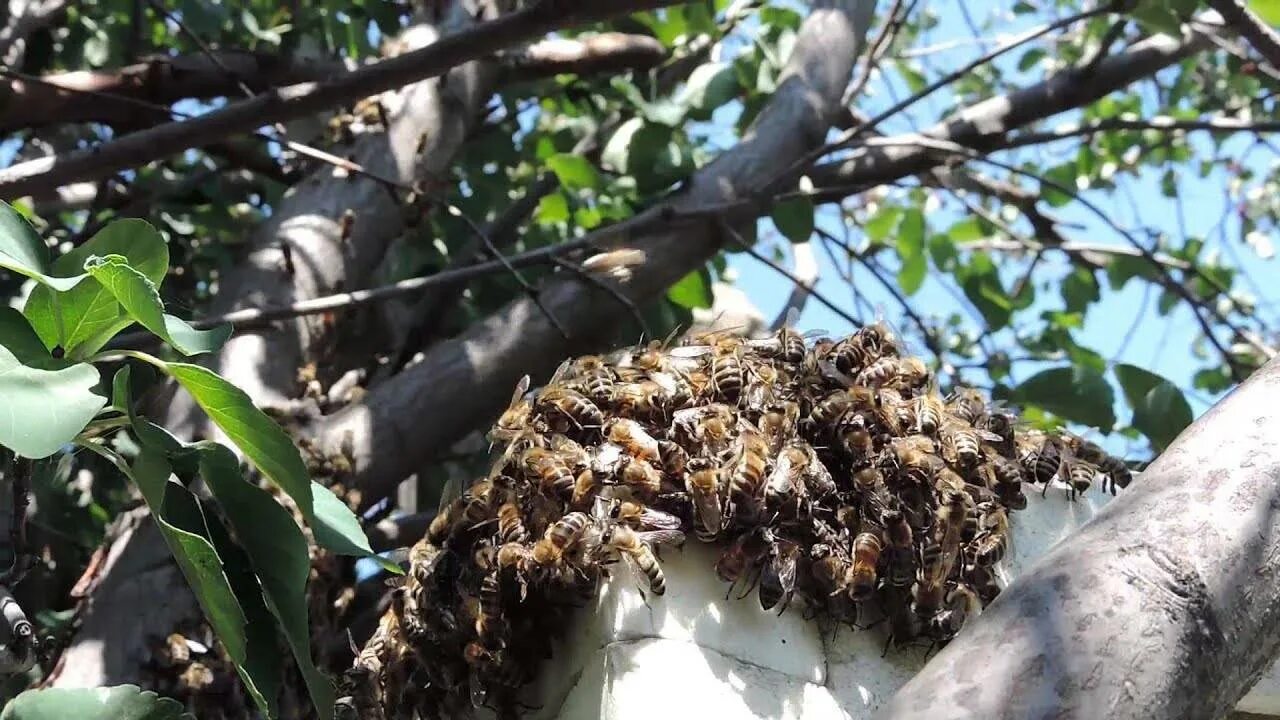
[724,1,1280,456]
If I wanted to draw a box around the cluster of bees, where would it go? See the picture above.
[338,325,1132,719]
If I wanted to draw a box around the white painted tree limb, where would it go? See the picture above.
[876,356,1280,720]
[312,0,880,506]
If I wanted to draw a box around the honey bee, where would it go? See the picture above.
[969,501,1009,567]
[571,467,601,509]
[913,391,946,435]
[759,538,800,614]
[911,542,947,621]
[809,542,853,601]
[926,583,980,641]
[531,512,591,569]
[853,467,894,518]
[537,386,604,432]
[716,526,774,598]
[571,355,617,406]
[882,507,915,587]
[939,420,995,468]
[605,418,662,464]
[657,439,689,477]
[848,531,883,600]
[521,447,576,498]
[609,499,683,531]
[686,466,724,541]
[1064,434,1131,494]
[856,356,900,388]
[775,326,808,364]
[759,402,800,454]
[945,387,987,425]
[490,375,533,444]
[1062,456,1099,500]
[765,443,808,517]
[1017,430,1063,487]
[809,390,852,427]
[727,428,769,520]
[496,501,529,544]
[618,458,663,499]
[606,523,684,595]
[710,338,745,402]
[475,571,508,647]
[839,426,875,464]
[984,449,1027,510]
[798,441,837,497]
[889,356,929,391]
[888,436,943,486]
[581,248,647,281]
[496,542,533,600]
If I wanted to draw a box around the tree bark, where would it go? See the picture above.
[875,356,1280,720]
[312,0,880,507]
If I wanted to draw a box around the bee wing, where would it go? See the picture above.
[437,477,463,512]
[638,529,686,548]
[668,344,713,358]
[510,374,532,405]
[549,359,574,386]
[640,507,684,531]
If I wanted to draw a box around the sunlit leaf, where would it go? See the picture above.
[1011,365,1116,431]
[1114,364,1194,451]
[545,154,600,192]
[770,197,815,243]
[0,344,104,458]
[667,267,715,309]
[2,685,190,720]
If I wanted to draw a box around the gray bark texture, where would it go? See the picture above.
[310,0,879,507]
[875,356,1280,720]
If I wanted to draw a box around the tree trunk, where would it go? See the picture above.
[875,356,1280,720]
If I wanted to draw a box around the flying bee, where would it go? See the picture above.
[759,538,800,614]
[581,248,646,282]
[686,466,725,541]
[496,501,529,544]
[727,428,770,520]
[521,447,576,498]
[848,531,884,600]
[609,499,683,531]
[969,501,1009,567]
[490,375,533,444]
[606,523,684,595]
[531,512,591,568]
[605,418,662,464]
[536,386,604,432]
[716,526,774,598]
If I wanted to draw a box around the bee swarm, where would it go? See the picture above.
[338,326,1131,719]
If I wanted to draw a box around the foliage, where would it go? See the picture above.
[0,209,385,719]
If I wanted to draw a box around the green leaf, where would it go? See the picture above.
[1114,363,1194,451]
[1250,0,1280,25]
[1017,48,1046,72]
[947,217,987,243]
[1042,163,1077,207]
[1,685,191,720]
[1193,366,1232,394]
[1132,0,1197,33]
[770,197,815,243]
[82,254,229,356]
[1105,254,1156,290]
[1061,267,1100,313]
[680,62,739,119]
[0,308,66,369]
[535,192,570,225]
[667,267,714,309]
[1011,365,1116,431]
[312,483,402,574]
[958,253,1012,330]
[24,219,168,358]
[163,363,313,519]
[197,445,334,720]
[545,153,600,192]
[897,209,927,295]
[0,201,85,293]
[0,344,105,458]
[864,206,901,243]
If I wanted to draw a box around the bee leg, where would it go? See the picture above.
[881,630,894,658]
[737,568,763,600]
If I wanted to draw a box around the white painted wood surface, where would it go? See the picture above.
[495,486,1280,719]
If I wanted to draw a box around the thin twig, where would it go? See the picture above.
[716,219,861,329]
[1208,0,1280,69]
[551,257,651,339]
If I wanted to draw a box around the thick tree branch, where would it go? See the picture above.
[806,22,1215,195]
[877,355,1280,720]
[0,52,346,134]
[0,0,684,199]
[312,0,880,507]
[500,33,667,84]
[1208,0,1280,68]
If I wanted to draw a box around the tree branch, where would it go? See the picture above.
[0,0,685,199]
[1208,0,1280,69]
[311,0,880,507]
[499,33,667,84]
[877,355,1280,720]
[0,0,68,67]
